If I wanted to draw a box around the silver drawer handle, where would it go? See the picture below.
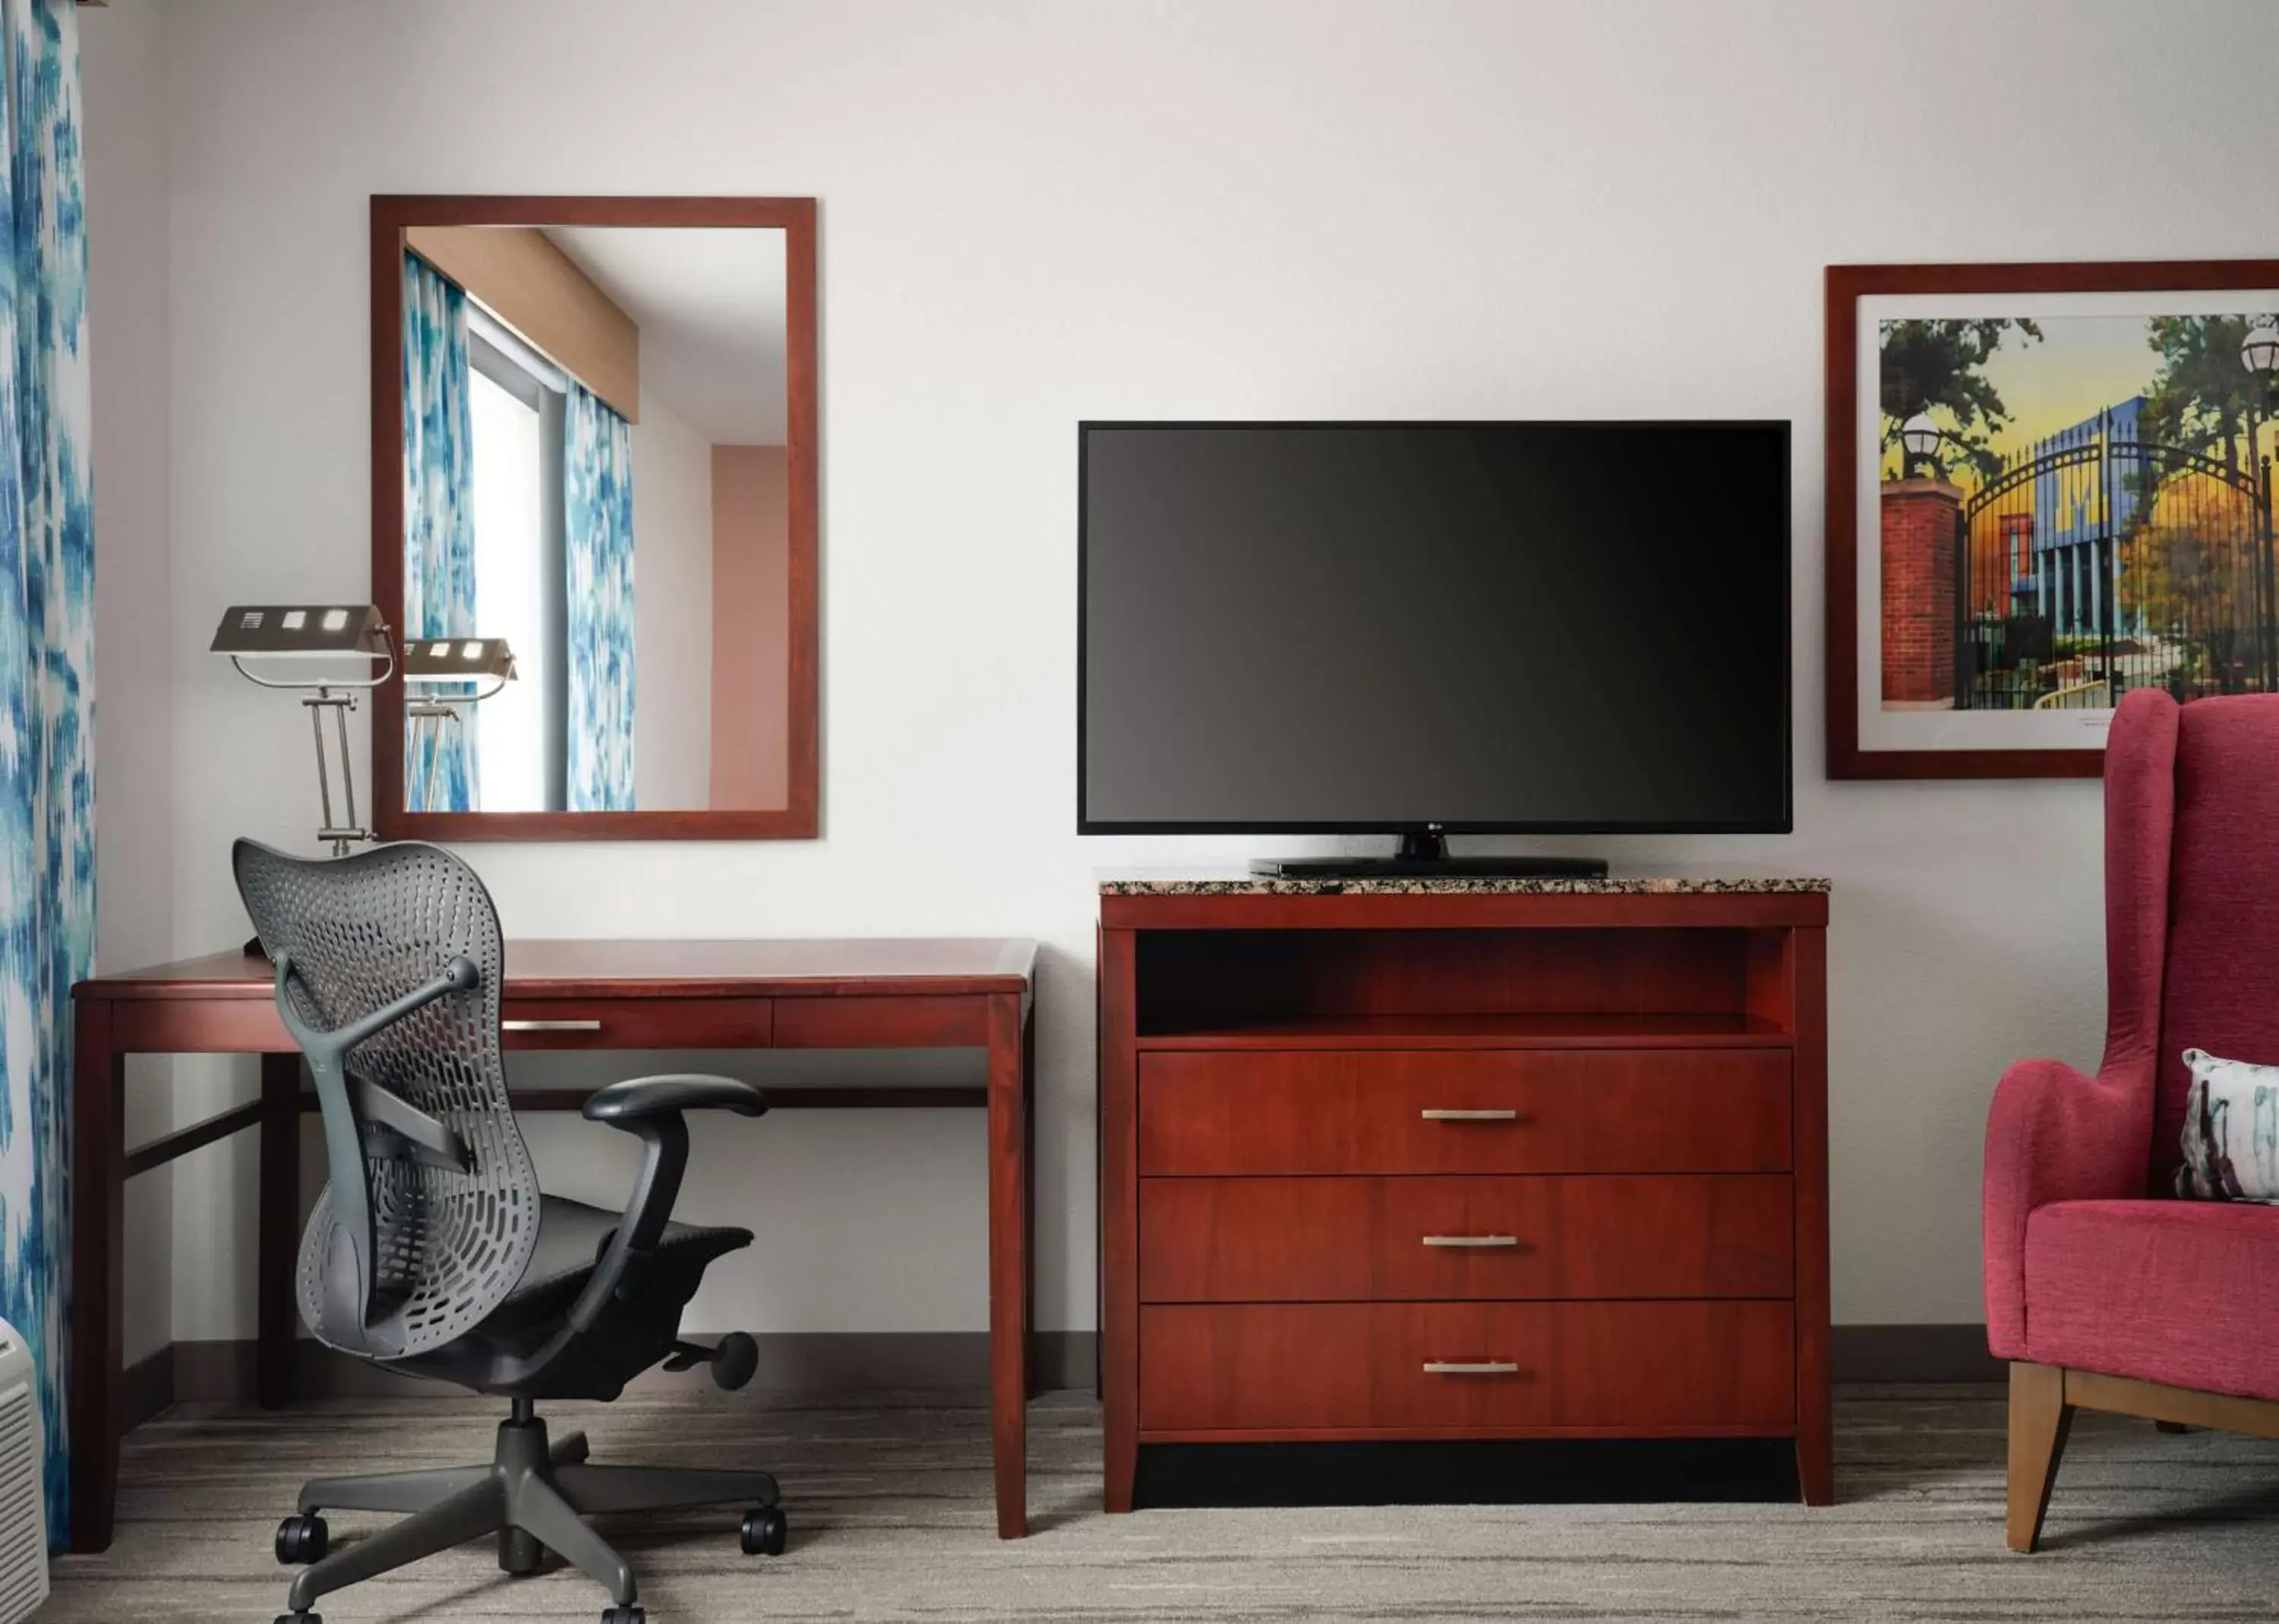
[502,1019,602,1032]
[1420,1108,1517,1122]
[1423,1360,1521,1376]
[1421,1234,1519,1249]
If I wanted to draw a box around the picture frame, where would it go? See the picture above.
[1825,260,2279,779]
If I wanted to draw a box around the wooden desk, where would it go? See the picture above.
[68,937,1039,1553]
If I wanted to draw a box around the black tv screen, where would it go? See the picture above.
[1079,422,1791,834]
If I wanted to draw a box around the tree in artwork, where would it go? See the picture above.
[1877,318,2044,482]
[2143,316,2267,476]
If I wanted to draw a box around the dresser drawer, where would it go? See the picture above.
[1139,1300,1795,1435]
[1136,1049,1791,1175]
[1139,1174,1793,1303]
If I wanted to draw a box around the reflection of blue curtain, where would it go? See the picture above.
[400,250,476,811]
[0,0,91,1541]
[565,381,634,810]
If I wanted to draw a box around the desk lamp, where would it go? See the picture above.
[210,604,395,857]
[401,635,517,813]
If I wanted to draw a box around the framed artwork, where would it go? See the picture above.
[1826,260,2279,779]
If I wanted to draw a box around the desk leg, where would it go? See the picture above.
[68,997,124,1553]
[1023,1002,1041,1401]
[258,1054,300,1410]
[986,991,1029,1539]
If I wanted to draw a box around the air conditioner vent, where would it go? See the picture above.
[0,1322,50,1621]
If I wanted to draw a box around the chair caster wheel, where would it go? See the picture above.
[274,1612,321,1624]
[275,1513,328,1565]
[713,1330,759,1391]
[601,1607,644,1624]
[741,1503,788,1555]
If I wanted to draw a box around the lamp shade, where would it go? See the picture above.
[210,604,390,658]
[401,636,517,684]
[1899,414,1942,460]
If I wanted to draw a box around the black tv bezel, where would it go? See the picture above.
[1076,419,1795,839]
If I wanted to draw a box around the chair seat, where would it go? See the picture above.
[482,1193,752,1330]
[2024,1198,2279,1401]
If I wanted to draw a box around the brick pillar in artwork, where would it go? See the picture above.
[1880,479,1964,708]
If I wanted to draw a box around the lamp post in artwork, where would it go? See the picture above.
[2239,321,2279,378]
[2240,323,2279,689]
[1882,414,1965,709]
[1899,413,1943,480]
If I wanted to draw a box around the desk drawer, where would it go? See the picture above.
[1139,1174,1793,1303]
[499,997,774,1049]
[773,995,989,1049]
[1138,1300,1794,1435]
[1136,1050,1791,1175]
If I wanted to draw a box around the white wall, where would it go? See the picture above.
[84,0,2279,1348]
[81,0,174,1367]
[629,387,715,810]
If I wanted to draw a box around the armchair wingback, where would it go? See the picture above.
[1983,687,2279,1552]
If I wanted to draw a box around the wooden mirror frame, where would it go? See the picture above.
[371,194,819,840]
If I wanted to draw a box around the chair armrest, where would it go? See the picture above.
[561,1074,765,1339]
[1982,1054,2153,1358]
[582,1073,768,1123]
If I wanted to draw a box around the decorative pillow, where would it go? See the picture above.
[2176,1048,2279,1202]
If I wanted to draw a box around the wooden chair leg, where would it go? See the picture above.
[2007,1361,2073,1553]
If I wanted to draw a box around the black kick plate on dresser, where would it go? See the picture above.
[1134,1438,1797,1509]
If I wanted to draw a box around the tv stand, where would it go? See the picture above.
[1095,876,1833,1511]
[1251,829,1610,881]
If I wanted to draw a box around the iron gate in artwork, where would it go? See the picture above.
[1954,415,2276,709]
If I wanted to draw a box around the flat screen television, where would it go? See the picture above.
[1079,421,1792,863]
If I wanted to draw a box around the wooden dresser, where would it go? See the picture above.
[1096,877,1832,1508]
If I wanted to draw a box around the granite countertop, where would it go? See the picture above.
[1096,875,1832,896]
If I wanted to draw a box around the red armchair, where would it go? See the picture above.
[1986,687,2279,1552]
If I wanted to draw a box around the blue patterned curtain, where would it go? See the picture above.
[400,250,476,811]
[565,380,634,810]
[0,0,89,1541]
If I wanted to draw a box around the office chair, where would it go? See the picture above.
[232,838,785,1624]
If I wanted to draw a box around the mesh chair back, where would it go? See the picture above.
[232,839,542,1358]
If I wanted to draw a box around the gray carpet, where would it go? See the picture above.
[40,1385,2279,1622]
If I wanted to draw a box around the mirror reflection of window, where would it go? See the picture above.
[402,224,791,814]
[467,312,570,812]
[468,366,539,807]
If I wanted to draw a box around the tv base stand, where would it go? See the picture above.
[1251,829,1608,881]
[1252,855,1611,880]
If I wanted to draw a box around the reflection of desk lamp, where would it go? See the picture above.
[210,604,395,856]
[402,636,517,813]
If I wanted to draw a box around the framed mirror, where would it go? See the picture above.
[371,195,817,839]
